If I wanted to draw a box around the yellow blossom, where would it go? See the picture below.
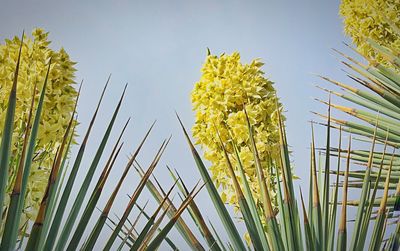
[0,29,77,229]
[340,0,400,64]
[191,52,284,213]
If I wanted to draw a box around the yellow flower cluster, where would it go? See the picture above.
[0,29,77,225]
[340,0,400,63]
[191,52,283,210]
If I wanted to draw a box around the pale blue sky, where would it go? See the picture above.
[1,0,354,249]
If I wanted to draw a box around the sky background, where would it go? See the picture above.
[0,0,359,249]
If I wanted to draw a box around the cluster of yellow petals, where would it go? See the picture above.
[340,0,400,64]
[0,29,77,225]
[191,52,283,210]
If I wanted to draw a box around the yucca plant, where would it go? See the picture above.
[0,33,203,250]
[0,29,78,233]
[191,51,284,211]
[312,19,400,250]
